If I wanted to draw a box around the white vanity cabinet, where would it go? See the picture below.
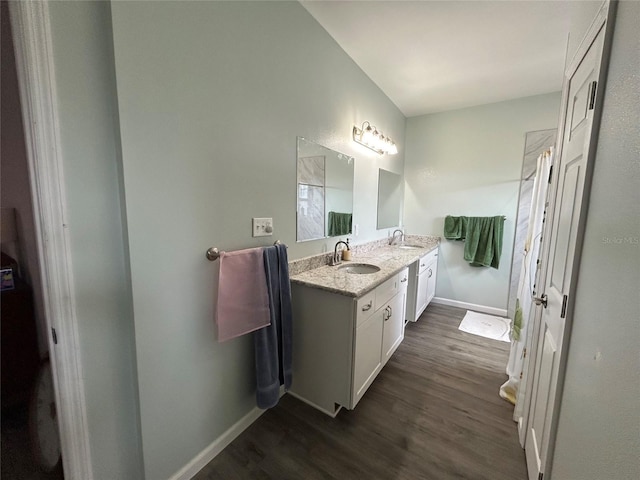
[290,267,408,416]
[406,247,439,323]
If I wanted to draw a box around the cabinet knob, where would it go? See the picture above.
[401,277,407,283]
[362,301,372,312]
[428,269,433,278]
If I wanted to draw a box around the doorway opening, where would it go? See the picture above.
[1,2,63,477]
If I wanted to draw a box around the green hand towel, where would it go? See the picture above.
[511,299,523,341]
[463,216,505,269]
[444,215,468,240]
[328,211,352,237]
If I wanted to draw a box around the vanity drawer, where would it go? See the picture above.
[418,249,438,275]
[375,273,399,311]
[417,256,430,275]
[355,290,376,327]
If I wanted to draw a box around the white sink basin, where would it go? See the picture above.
[395,244,423,249]
[337,263,381,274]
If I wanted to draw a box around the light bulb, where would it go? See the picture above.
[362,125,374,145]
[373,131,382,150]
[383,137,392,153]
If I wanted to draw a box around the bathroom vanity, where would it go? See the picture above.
[288,238,439,416]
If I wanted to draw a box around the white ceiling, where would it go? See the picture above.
[301,0,583,117]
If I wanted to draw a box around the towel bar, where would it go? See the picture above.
[206,241,283,261]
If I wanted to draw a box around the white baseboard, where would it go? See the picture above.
[168,406,265,480]
[431,297,508,317]
[169,386,288,480]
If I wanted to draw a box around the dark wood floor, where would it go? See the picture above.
[195,304,527,480]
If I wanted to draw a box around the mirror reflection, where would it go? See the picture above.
[297,137,355,242]
[377,169,402,229]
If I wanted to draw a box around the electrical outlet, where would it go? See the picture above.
[252,217,273,237]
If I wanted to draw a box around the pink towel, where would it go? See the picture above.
[216,247,270,342]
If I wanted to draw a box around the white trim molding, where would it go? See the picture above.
[8,1,93,478]
[431,297,508,317]
[168,407,266,480]
[169,386,289,479]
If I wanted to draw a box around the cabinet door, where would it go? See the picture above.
[352,312,383,407]
[382,290,406,365]
[425,258,438,306]
[415,268,430,320]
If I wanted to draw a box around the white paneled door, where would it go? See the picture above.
[524,17,608,480]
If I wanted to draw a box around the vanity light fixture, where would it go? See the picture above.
[352,121,398,155]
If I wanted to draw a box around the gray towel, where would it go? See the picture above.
[254,244,293,409]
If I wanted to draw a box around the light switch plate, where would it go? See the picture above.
[252,217,273,237]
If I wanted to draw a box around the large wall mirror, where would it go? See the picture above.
[377,169,402,229]
[297,137,355,242]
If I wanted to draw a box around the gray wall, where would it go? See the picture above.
[551,2,640,478]
[47,2,143,478]
[108,2,405,478]
[403,93,561,310]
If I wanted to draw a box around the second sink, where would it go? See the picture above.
[337,263,381,274]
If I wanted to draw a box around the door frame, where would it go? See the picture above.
[521,0,617,476]
[8,1,93,478]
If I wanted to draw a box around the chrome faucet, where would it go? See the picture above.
[330,240,350,266]
[390,229,404,245]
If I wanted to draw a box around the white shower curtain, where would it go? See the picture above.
[500,148,553,415]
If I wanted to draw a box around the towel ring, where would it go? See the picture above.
[206,240,283,261]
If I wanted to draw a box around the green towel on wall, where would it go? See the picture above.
[444,215,505,269]
[444,215,468,240]
[328,211,352,237]
[463,216,505,269]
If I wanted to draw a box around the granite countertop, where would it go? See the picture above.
[290,238,439,298]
